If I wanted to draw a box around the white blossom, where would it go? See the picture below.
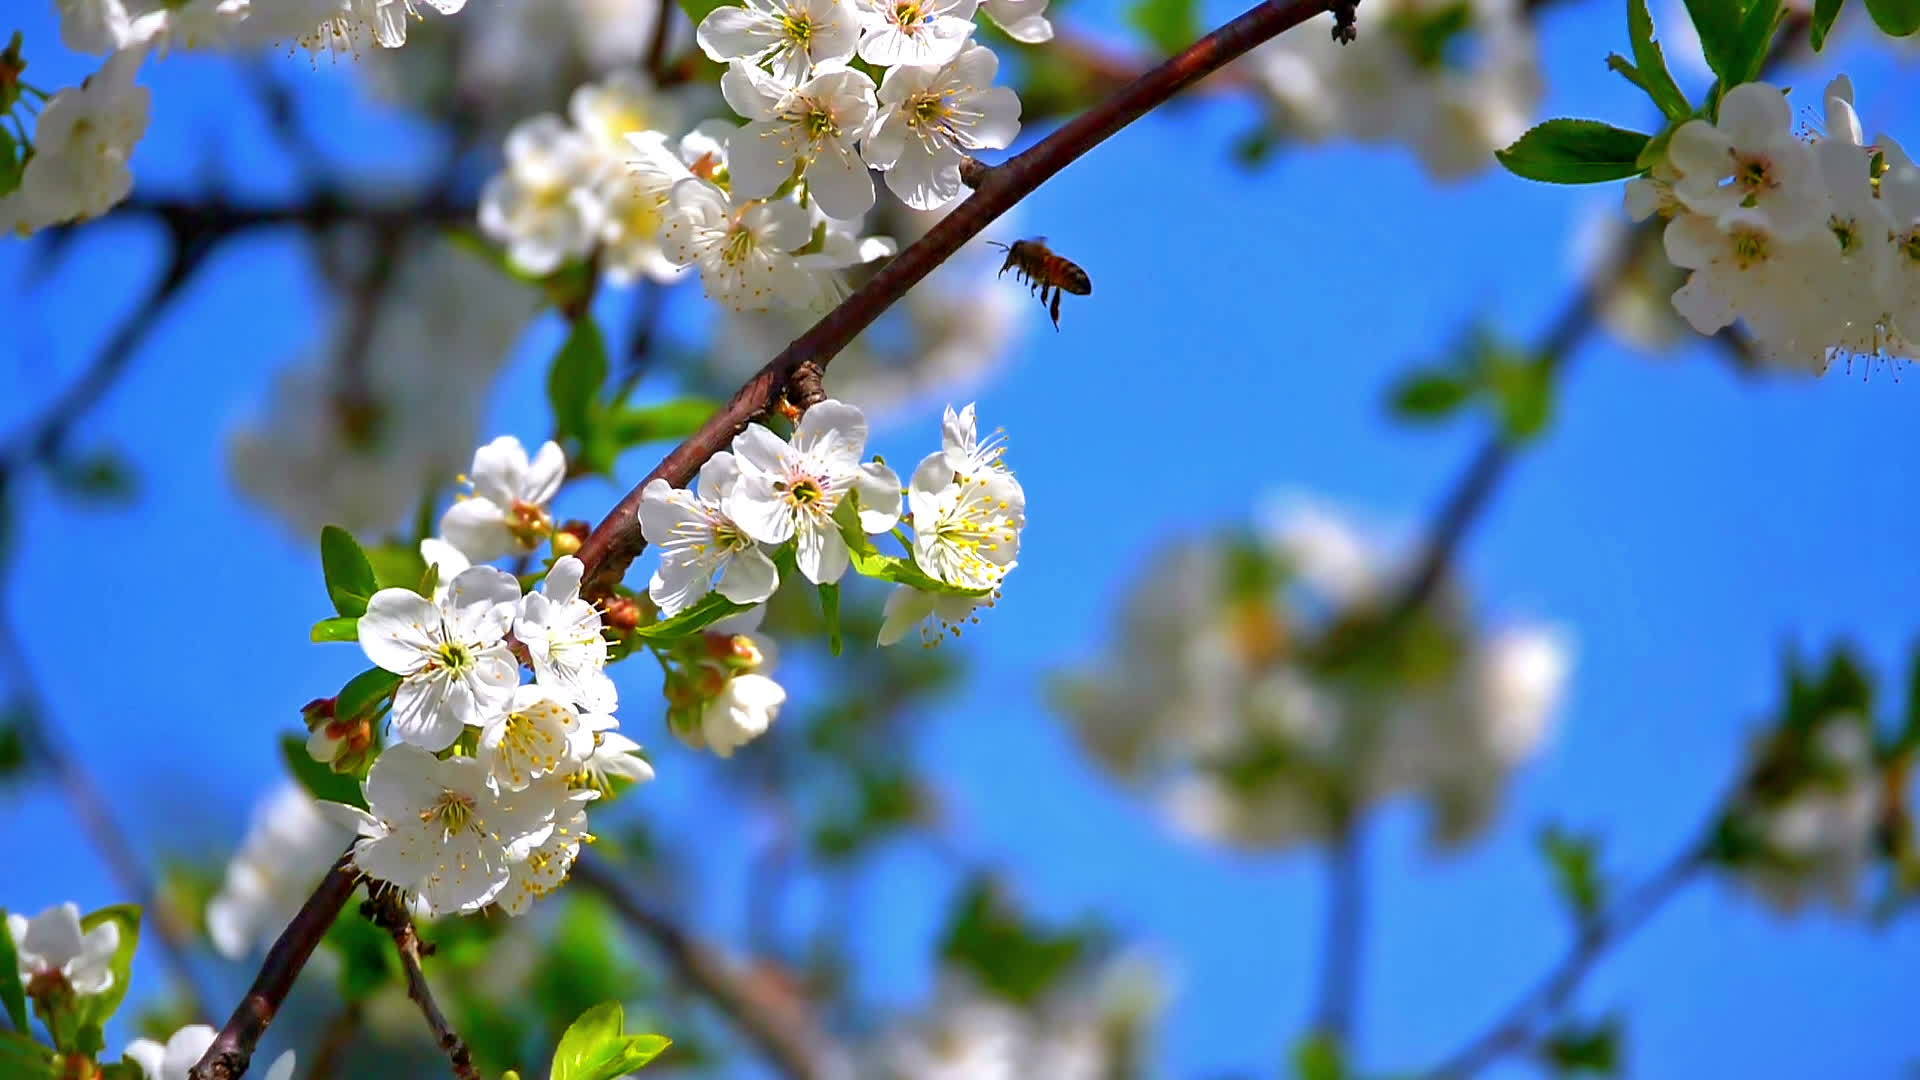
[696,0,860,83]
[126,1026,294,1080]
[479,115,605,276]
[516,556,619,713]
[865,44,1020,210]
[661,177,813,310]
[980,0,1050,41]
[19,47,150,227]
[498,805,593,916]
[722,62,878,221]
[344,745,565,914]
[571,71,683,168]
[907,446,1022,591]
[574,726,656,793]
[441,436,568,562]
[854,0,977,68]
[8,903,119,996]
[725,400,903,584]
[702,672,788,757]
[597,132,694,286]
[478,685,597,791]
[639,452,781,615]
[1668,82,1824,239]
[359,566,522,751]
[876,583,990,646]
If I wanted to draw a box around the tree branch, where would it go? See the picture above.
[1310,813,1367,1043]
[365,890,482,1080]
[574,0,1345,593]
[188,851,361,1080]
[1426,843,1706,1078]
[571,853,838,1080]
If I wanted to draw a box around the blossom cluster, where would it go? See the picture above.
[1630,77,1920,373]
[1246,0,1542,179]
[479,0,1033,311]
[1725,712,1883,915]
[4,0,467,235]
[323,436,653,917]
[1058,495,1568,852]
[637,399,1025,649]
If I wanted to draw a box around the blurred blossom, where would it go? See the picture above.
[206,784,357,959]
[228,236,538,538]
[1569,198,1690,353]
[1057,494,1571,852]
[1726,714,1884,916]
[1244,0,1543,180]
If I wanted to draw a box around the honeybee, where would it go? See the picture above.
[989,237,1091,330]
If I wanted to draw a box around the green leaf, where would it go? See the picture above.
[1389,370,1474,420]
[607,399,718,448]
[72,906,140,1035]
[48,450,136,504]
[819,582,843,657]
[1866,0,1920,34]
[1293,1032,1347,1080]
[281,735,368,810]
[364,543,430,594]
[336,667,402,724]
[0,1031,58,1078]
[940,878,1095,1006]
[1496,119,1652,184]
[310,616,360,643]
[1626,0,1693,121]
[1812,0,1847,47]
[1125,0,1198,54]
[1490,356,1556,443]
[0,909,27,1031]
[552,1002,671,1080]
[677,0,731,30]
[0,712,24,787]
[633,592,752,642]
[1684,0,1782,86]
[1538,1016,1623,1075]
[323,906,397,1002]
[1539,825,1607,924]
[320,526,379,618]
[549,316,610,452]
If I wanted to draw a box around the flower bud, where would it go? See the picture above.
[603,595,643,632]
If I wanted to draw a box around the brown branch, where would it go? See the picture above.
[188,851,361,1080]
[303,1003,363,1080]
[1426,843,1706,1078]
[571,853,836,1080]
[364,889,482,1080]
[575,0,1345,594]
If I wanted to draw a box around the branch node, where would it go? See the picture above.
[958,156,994,190]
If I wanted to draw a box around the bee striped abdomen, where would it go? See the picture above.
[991,238,1092,329]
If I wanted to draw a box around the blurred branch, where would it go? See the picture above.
[365,889,482,1080]
[1427,841,1707,1078]
[646,0,677,82]
[1310,813,1367,1044]
[189,850,361,1080]
[304,1003,363,1080]
[575,0,1351,594]
[572,852,840,1080]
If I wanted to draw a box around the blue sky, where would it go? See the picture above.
[4,0,1920,1076]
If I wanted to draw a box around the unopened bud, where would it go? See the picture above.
[603,595,643,632]
[693,664,729,699]
[301,697,337,732]
[705,631,763,669]
[552,531,583,557]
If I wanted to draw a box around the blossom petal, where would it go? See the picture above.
[359,589,441,675]
[718,544,780,605]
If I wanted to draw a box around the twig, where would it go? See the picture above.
[364,889,482,1080]
[1309,813,1366,1043]
[645,0,677,82]
[1426,844,1706,1078]
[571,853,836,1080]
[188,851,361,1080]
[574,0,1344,594]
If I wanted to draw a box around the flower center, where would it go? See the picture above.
[789,478,825,506]
[1729,224,1770,268]
[1732,152,1775,199]
[779,12,815,45]
[421,789,478,838]
[722,223,757,267]
[910,91,948,128]
[892,0,925,26]
[434,640,475,674]
[1830,214,1859,254]
[803,103,838,142]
